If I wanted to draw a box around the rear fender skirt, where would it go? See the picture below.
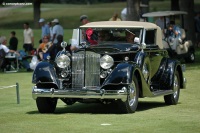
[151,58,178,90]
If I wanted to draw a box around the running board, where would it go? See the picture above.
[153,90,174,97]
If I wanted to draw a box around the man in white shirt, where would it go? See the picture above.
[23,22,34,55]
[121,8,127,21]
[0,36,33,72]
[51,19,64,45]
[0,36,19,55]
[0,36,20,71]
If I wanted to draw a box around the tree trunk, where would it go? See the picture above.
[33,0,41,29]
[141,0,149,14]
[179,0,195,43]
[171,0,179,11]
[126,0,141,21]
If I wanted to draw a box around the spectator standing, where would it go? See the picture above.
[79,15,98,45]
[23,22,34,55]
[155,16,170,30]
[47,21,53,41]
[38,18,50,43]
[194,12,200,47]
[80,15,89,25]
[155,16,170,38]
[51,19,64,45]
[109,13,121,36]
[121,8,127,21]
[9,31,18,51]
[79,15,90,42]
[109,13,121,21]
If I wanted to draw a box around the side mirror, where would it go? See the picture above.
[134,37,140,44]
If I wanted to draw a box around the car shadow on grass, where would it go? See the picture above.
[27,101,168,114]
[57,101,167,114]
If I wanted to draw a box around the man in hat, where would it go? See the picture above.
[51,19,64,45]
[39,18,50,43]
[80,15,89,25]
[166,21,181,40]
[166,21,182,50]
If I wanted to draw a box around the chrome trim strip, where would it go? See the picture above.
[32,86,127,101]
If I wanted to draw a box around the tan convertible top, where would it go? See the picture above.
[80,21,163,49]
[80,21,159,29]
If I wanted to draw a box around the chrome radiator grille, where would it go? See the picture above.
[72,51,100,89]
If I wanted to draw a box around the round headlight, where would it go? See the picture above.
[100,55,114,69]
[56,54,70,68]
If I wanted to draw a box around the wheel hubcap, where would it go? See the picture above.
[173,75,178,98]
[190,53,195,61]
[129,83,136,106]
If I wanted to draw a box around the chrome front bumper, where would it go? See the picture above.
[32,86,128,101]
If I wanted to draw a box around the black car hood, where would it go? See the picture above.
[86,43,140,54]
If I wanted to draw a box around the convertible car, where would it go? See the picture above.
[32,21,186,113]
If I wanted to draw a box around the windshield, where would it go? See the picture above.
[80,28,143,46]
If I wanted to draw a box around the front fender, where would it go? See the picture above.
[102,62,138,86]
[32,61,59,88]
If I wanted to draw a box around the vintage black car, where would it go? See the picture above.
[32,21,186,113]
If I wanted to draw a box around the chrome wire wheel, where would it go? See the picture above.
[190,52,195,61]
[164,71,180,105]
[173,74,179,99]
[128,82,137,107]
[117,75,139,113]
[185,50,195,63]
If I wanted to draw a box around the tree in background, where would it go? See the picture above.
[179,0,195,43]
[0,0,3,6]
[33,0,41,28]
[141,0,149,15]
[171,0,179,11]
[126,0,141,21]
